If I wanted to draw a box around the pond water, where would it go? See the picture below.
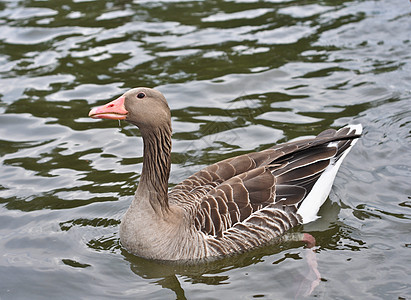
[0,0,410,298]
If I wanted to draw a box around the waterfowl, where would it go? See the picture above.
[89,87,362,261]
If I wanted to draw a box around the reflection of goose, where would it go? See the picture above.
[89,87,362,261]
[123,240,320,299]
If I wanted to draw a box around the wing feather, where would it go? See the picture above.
[168,126,361,252]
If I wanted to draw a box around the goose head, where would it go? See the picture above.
[89,87,171,131]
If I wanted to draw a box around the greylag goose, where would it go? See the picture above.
[89,87,362,261]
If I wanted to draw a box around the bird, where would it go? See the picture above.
[89,87,362,261]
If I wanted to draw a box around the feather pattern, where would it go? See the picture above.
[167,125,362,258]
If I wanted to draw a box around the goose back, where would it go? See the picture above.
[168,126,361,258]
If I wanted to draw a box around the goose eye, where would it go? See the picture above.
[137,92,145,99]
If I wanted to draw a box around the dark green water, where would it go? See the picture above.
[1,0,410,298]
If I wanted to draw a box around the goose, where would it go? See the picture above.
[89,87,362,261]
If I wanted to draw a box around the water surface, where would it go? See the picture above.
[0,0,410,298]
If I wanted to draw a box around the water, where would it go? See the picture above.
[1,0,410,298]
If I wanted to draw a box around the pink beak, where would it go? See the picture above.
[89,96,128,120]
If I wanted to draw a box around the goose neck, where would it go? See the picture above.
[137,124,172,211]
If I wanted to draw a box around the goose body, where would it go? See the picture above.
[89,87,362,261]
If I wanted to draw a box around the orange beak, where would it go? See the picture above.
[89,96,128,120]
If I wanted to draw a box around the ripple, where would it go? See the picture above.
[202,8,273,22]
[0,26,99,45]
[0,0,410,298]
[278,4,332,18]
[96,10,134,21]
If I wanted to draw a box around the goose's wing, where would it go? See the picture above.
[192,142,337,239]
[170,126,360,242]
[169,147,283,212]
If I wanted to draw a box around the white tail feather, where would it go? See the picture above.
[297,124,362,224]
